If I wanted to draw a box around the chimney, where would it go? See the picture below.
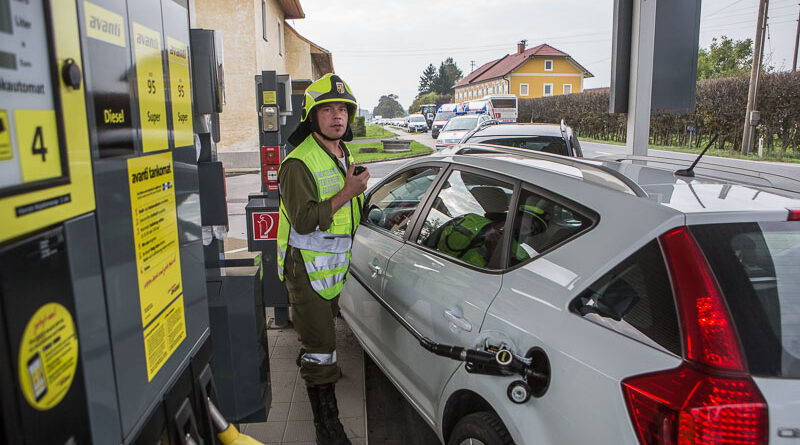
[517,39,527,54]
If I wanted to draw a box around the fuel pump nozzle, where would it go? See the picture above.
[207,398,265,445]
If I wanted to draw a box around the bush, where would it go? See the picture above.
[518,72,800,153]
[352,116,366,137]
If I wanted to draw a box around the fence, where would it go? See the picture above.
[518,72,800,153]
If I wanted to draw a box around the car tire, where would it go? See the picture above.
[447,411,514,445]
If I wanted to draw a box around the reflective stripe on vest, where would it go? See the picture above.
[300,350,337,366]
[276,134,362,299]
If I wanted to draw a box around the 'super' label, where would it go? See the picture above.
[84,1,126,47]
[143,296,186,381]
[167,37,193,148]
[132,22,168,152]
[15,109,61,182]
[18,303,79,410]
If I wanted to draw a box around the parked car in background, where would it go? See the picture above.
[463,99,495,117]
[342,144,800,445]
[482,94,518,123]
[420,104,437,128]
[462,122,583,157]
[431,103,464,139]
[408,114,429,132]
[435,114,494,149]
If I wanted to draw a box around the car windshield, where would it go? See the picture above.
[478,136,569,156]
[691,221,800,379]
[443,117,478,131]
[410,116,425,122]
[435,112,455,121]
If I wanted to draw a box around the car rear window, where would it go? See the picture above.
[444,117,478,131]
[481,136,568,156]
[490,98,517,108]
[691,222,800,379]
[435,112,455,121]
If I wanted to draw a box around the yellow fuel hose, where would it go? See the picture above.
[207,397,266,445]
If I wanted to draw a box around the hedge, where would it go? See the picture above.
[518,72,800,153]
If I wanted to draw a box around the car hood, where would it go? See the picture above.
[438,130,469,140]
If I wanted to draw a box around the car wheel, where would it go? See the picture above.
[447,412,514,445]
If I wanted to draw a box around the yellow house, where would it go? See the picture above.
[453,42,593,103]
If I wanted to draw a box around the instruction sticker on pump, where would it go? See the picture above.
[167,38,193,147]
[133,22,168,152]
[128,152,186,380]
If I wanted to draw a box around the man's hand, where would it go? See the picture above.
[330,164,370,214]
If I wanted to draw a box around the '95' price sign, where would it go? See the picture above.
[133,22,168,152]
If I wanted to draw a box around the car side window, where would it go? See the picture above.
[569,241,682,355]
[416,170,513,270]
[363,166,440,237]
[508,188,593,266]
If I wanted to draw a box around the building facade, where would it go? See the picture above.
[453,42,593,103]
[189,0,332,166]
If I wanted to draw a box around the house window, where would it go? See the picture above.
[563,84,572,94]
[261,0,268,42]
[520,83,529,97]
[543,84,553,97]
[277,19,283,56]
[545,60,553,71]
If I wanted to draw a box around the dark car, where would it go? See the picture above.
[461,122,583,157]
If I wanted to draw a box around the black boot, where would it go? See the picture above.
[306,383,351,445]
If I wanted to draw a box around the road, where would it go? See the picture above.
[364,126,799,189]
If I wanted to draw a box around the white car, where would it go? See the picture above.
[342,144,800,445]
[436,114,493,149]
[408,114,428,132]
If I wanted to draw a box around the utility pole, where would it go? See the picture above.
[470,60,475,72]
[741,0,769,155]
[793,3,799,72]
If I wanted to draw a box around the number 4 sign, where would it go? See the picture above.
[252,212,279,240]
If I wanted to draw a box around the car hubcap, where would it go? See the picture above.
[457,439,486,445]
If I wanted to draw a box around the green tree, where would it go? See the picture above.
[418,64,437,95]
[372,94,406,118]
[697,36,753,80]
[431,57,463,95]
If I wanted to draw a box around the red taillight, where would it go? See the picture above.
[659,227,744,371]
[788,209,800,221]
[623,365,768,445]
[621,226,768,445]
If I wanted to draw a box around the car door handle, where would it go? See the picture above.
[368,262,383,278]
[443,309,472,332]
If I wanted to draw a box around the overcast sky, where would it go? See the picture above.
[290,0,800,111]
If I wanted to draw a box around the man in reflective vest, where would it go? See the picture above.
[277,74,368,445]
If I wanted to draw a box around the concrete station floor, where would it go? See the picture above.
[223,172,436,445]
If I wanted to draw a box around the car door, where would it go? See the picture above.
[341,164,444,364]
[379,167,517,422]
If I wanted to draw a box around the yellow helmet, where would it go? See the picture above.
[300,73,358,124]
[289,73,358,146]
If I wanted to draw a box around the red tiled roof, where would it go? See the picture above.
[453,43,593,89]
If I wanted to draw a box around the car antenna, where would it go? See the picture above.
[674,134,718,178]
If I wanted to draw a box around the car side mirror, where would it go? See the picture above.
[572,279,639,321]
[367,207,384,225]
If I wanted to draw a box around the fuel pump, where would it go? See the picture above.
[0,1,267,443]
[246,70,295,327]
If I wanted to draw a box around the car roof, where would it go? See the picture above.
[417,144,800,218]
[469,123,564,138]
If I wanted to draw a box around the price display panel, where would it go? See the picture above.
[0,0,69,196]
[0,0,95,244]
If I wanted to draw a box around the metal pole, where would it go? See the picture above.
[793,4,799,72]
[625,0,658,157]
[741,0,769,155]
